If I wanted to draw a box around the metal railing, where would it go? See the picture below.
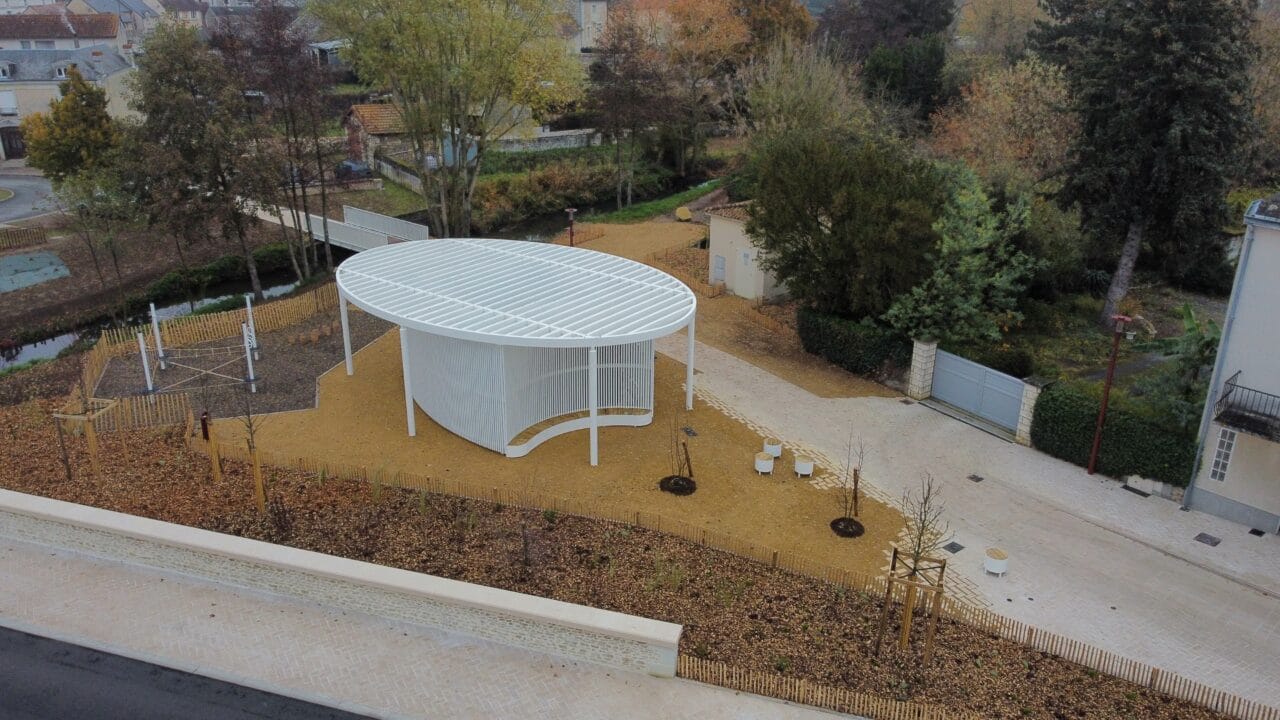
[1215,371,1280,441]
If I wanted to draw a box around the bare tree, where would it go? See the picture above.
[901,472,949,577]
[232,387,269,512]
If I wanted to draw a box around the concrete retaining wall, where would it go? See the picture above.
[0,489,682,677]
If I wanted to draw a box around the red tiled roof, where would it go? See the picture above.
[0,12,119,40]
[346,103,406,136]
[22,4,70,15]
[706,201,752,223]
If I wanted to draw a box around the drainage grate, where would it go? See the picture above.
[1121,485,1151,498]
[967,474,984,483]
[1194,532,1221,547]
[942,541,964,554]
[682,426,698,437]
[1249,528,1266,537]
[900,398,915,405]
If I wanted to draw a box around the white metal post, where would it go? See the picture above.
[245,295,259,360]
[685,316,695,410]
[400,327,416,437]
[149,303,166,370]
[137,332,153,394]
[340,294,354,376]
[588,346,599,466]
[243,323,257,393]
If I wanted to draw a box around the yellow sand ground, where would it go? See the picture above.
[218,330,903,577]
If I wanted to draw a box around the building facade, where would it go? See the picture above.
[0,47,133,158]
[706,202,785,303]
[1186,196,1280,533]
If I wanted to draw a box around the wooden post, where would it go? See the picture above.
[208,437,223,483]
[899,583,917,652]
[923,583,945,664]
[54,418,72,482]
[873,548,898,656]
[251,445,265,512]
[83,417,101,476]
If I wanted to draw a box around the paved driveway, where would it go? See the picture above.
[660,333,1280,709]
[0,175,53,224]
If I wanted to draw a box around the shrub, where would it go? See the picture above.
[1029,381,1196,486]
[796,308,910,376]
[955,345,1036,379]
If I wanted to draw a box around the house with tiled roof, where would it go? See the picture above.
[344,103,408,165]
[0,46,134,159]
[0,10,126,51]
[706,201,784,302]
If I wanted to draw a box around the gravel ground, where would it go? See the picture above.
[94,309,392,418]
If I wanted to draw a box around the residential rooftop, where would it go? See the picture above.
[0,47,131,80]
[0,12,120,40]
[346,103,405,136]
[706,201,752,223]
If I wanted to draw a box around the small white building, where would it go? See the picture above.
[1186,195,1280,533]
[706,202,784,303]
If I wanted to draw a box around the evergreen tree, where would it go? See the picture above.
[1032,0,1255,320]
[746,130,944,318]
[20,67,119,185]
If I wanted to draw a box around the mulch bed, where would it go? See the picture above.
[93,310,391,418]
[0,396,1231,720]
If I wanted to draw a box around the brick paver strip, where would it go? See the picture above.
[658,334,1280,708]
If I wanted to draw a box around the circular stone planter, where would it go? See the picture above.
[763,438,783,458]
[830,517,865,538]
[659,475,697,496]
[794,456,814,477]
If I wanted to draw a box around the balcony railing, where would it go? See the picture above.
[1215,371,1280,442]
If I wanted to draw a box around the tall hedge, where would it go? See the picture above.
[796,307,910,376]
[1029,381,1196,486]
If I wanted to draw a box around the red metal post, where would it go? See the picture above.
[1087,316,1130,475]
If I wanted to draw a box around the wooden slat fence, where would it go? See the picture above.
[193,442,1280,720]
[0,226,47,251]
[644,248,724,298]
[91,394,193,433]
[678,656,979,720]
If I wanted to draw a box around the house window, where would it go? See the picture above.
[55,67,66,79]
[0,65,9,80]
[19,41,30,50]
[0,90,16,116]
[35,41,54,49]
[1209,428,1237,482]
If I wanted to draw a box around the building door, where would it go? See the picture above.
[0,127,24,160]
[931,350,1023,431]
[711,255,726,284]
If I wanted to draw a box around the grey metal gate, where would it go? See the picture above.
[932,350,1023,431]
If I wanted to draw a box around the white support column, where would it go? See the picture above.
[242,323,257,393]
[685,317,695,411]
[588,346,599,466]
[245,295,259,360]
[907,338,938,401]
[399,327,416,437]
[340,294,354,376]
[149,303,166,370]
[136,332,154,394]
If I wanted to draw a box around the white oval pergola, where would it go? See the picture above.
[335,239,697,465]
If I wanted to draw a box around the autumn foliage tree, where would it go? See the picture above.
[20,67,119,185]
[729,0,815,59]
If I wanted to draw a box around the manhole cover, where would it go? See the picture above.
[682,426,697,437]
[942,541,964,554]
[967,474,984,483]
[1194,532,1221,547]
[1249,528,1266,537]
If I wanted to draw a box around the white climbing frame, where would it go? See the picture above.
[336,239,697,464]
[150,303,166,370]
[137,332,154,394]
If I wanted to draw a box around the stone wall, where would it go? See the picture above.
[0,489,682,677]
[907,339,937,400]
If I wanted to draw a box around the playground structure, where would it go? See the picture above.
[134,298,261,397]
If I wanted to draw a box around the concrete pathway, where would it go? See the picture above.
[659,334,1280,709]
[0,537,850,720]
[0,175,52,224]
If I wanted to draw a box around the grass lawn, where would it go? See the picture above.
[586,180,723,224]
[328,178,425,220]
[0,188,14,202]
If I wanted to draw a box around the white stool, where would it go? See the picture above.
[794,456,814,477]
[754,452,774,475]
[984,547,1009,577]
[763,438,783,458]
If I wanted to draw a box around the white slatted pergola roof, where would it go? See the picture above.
[334,238,698,466]
[335,239,696,348]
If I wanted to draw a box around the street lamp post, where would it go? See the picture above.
[1087,314,1132,475]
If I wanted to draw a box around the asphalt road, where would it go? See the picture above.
[0,175,52,223]
[0,626,373,720]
